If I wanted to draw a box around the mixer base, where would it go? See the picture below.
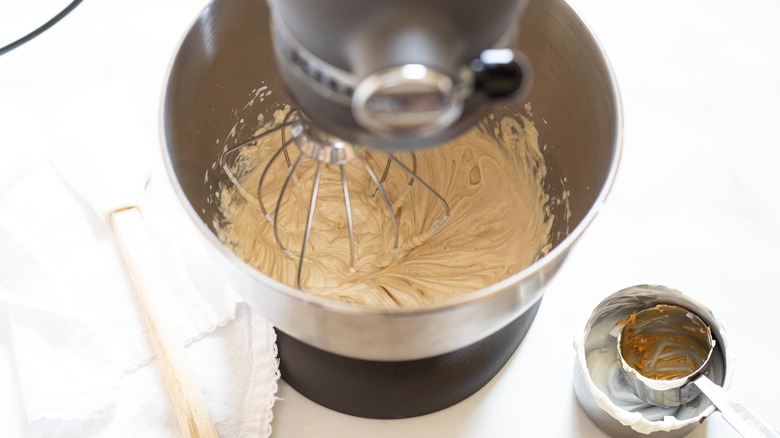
[275,299,542,419]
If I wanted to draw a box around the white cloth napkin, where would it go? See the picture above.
[0,151,279,435]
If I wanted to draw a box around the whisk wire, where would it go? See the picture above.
[387,153,450,229]
[221,120,297,208]
[339,164,356,272]
[371,153,417,198]
[280,110,297,168]
[378,157,392,183]
[257,134,296,224]
[297,161,324,289]
[273,153,305,257]
[359,155,400,258]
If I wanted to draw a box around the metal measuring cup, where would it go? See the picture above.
[617,304,779,438]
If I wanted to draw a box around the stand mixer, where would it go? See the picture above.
[219,0,532,289]
[162,0,621,419]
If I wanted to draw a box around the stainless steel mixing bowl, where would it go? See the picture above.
[161,0,621,361]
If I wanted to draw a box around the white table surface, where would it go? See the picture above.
[2,0,779,437]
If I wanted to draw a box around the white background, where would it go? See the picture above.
[1,0,779,436]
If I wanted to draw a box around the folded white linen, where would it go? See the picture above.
[0,153,278,435]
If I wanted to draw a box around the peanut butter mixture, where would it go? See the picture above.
[215,112,553,308]
[620,305,713,380]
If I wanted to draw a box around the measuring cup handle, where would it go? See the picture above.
[693,375,779,438]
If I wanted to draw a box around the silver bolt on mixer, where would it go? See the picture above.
[220,0,533,289]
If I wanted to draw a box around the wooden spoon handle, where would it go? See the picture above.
[111,207,219,438]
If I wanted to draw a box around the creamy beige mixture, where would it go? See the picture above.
[215,112,553,308]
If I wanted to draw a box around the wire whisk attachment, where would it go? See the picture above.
[220,108,449,290]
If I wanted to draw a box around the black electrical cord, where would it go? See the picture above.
[0,0,83,56]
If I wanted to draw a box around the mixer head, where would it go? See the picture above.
[265,0,532,152]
